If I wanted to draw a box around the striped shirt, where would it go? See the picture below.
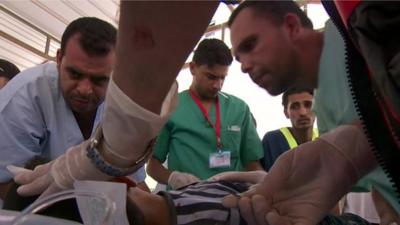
[159,181,249,225]
[157,181,371,225]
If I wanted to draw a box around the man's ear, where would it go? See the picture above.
[283,13,302,41]
[284,107,289,119]
[189,62,196,76]
[56,49,62,66]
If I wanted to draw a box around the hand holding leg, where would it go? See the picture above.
[223,125,377,225]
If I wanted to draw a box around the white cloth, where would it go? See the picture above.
[344,192,380,224]
[102,78,178,163]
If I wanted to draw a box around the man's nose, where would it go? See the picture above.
[299,105,308,115]
[76,78,93,95]
[240,56,253,74]
[213,79,223,90]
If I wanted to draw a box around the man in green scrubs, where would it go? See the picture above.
[147,38,264,190]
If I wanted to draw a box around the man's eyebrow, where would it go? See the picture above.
[206,72,218,77]
[66,66,84,76]
[91,74,110,80]
[234,35,257,61]
[66,66,109,79]
[237,35,257,52]
[289,101,300,106]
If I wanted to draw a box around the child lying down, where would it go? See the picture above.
[5,170,371,225]
[125,171,371,225]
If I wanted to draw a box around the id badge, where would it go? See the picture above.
[209,150,231,168]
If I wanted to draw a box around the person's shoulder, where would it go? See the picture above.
[0,63,58,107]
[168,89,192,120]
[220,92,239,101]
[175,90,191,107]
[2,63,57,91]
[263,128,285,140]
[219,92,248,106]
[178,89,190,97]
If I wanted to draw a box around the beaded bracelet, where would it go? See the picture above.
[86,124,154,177]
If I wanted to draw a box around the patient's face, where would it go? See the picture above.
[127,187,167,225]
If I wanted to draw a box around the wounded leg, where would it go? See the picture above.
[100,1,219,170]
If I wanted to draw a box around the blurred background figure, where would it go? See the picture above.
[0,59,20,89]
[261,86,317,171]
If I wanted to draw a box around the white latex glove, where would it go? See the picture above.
[11,79,178,197]
[208,171,267,184]
[8,162,55,197]
[223,125,377,225]
[13,140,111,197]
[7,165,32,175]
[167,171,200,190]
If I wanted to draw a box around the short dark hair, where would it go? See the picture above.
[60,17,117,56]
[192,38,233,67]
[228,0,313,29]
[282,86,314,108]
[0,59,20,80]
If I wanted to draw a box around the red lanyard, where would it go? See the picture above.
[189,89,222,148]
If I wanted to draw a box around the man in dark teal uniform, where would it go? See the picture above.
[261,86,317,171]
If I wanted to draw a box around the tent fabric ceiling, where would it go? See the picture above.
[1,1,236,70]
[2,0,119,38]
[1,0,120,70]
[0,0,323,71]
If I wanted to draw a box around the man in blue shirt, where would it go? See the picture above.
[0,17,146,202]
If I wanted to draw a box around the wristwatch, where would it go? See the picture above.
[86,123,155,177]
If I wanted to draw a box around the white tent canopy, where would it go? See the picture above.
[0,0,328,70]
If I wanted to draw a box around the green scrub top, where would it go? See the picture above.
[314,20,399,213]
[153,90,263,180]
